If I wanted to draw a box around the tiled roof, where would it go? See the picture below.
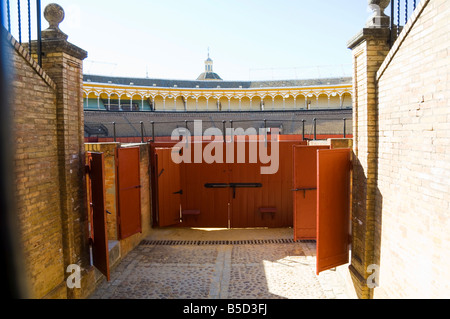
[83,74,352,89]
[196,72,223,81]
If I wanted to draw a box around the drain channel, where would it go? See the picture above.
[139,239,315,246]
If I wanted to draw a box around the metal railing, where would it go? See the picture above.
[85,118,353,143]
[389,0,418,45]
[2,0,42,65]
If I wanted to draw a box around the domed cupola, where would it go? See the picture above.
[196,49,223,81]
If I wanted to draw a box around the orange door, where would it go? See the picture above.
[116,147,142,239]
[292,146,329,240]
[156,147,182,227]
[182,142,230,228]
[316,148,351,275]
[86,152,110,281]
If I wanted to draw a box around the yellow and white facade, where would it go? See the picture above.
[83,56,353,112]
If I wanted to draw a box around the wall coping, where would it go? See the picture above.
[3,29,57,90]
[376,0,431,81]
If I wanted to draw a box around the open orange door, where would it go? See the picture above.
[116,147,142,239]
[292,145,329,240]
[87,152,110,281]
[156,148,182,227]
[316,148,351,275]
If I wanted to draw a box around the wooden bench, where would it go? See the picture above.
[259,207,276,219]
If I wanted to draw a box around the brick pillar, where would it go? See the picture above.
[38,4,89,299]
[347,26,391,299]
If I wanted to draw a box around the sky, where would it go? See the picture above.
[8,0,373,81]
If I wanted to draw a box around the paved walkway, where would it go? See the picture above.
[89,228,353,299]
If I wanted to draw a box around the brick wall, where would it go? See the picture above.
[5,32,67,298]
[34,26,92,298]
[374,0,450,298]
[349,0,450,298]
[348,27,392,299]
[5,7,95,297]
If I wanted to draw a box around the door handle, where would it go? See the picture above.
[291,187,316,192]
[291,187,317,198]
[173,189,183,195]
[121,185,142,191]
[204,183,229,188]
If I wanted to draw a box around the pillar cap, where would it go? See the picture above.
[347,27,391,50]
[42,3,68,40]
[39,3,87,60]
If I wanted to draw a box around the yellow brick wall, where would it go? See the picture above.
[348,28,391,299]
[7,33,66,299]
[374,0,450,298]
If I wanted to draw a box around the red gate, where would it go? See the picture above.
[150,139,305,228]
[116,147,142,239]
[155,147,182,227]
[316,148,351,275]
[86,152,110,281]
[292,145,330,240]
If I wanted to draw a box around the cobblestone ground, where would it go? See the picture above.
[89,229,352,299]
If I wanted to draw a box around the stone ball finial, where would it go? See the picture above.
[44,3,65,30]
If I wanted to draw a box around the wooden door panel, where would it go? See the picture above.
[116,147,142,239]
[316,148,351,275]
[292,146,330,240]
[156,148,182,227]
[87,152,110,281]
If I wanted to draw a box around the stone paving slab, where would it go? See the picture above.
[89,228,353,299]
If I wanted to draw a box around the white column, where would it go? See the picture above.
[228,97,231,111]
[196,97,198,111]
[272,97,275,110]
[97,95,100,110]
[163,97,166,111]
[119,96,122,111]
[108,95,111,110]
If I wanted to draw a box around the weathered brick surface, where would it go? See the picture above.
[348,28,391,299]
[39,41,90,298]
[6,32,65,299]
[6,22,93,297]
[374,0,450,298]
